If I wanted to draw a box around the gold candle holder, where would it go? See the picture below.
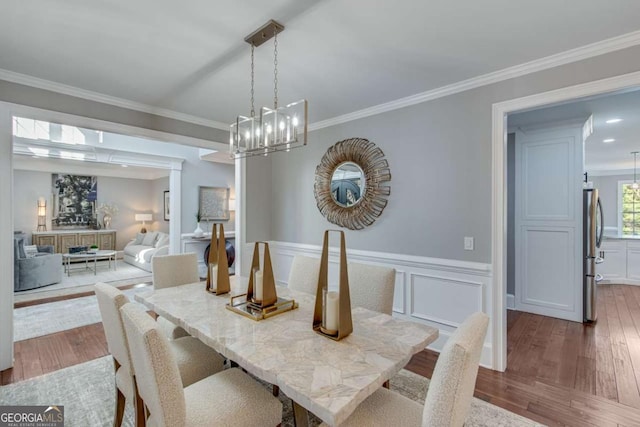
[205,223,230,295]
[246,242,277,307]
[313,230,353,340]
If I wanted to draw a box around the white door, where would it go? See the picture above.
[515,125,584,322]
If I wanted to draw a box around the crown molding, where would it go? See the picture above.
[308,30,640,131]
[0,68,229,131]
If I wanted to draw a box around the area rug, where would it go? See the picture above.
[13,285,152,341]
[0,357,544,427]
[14,260,151,303]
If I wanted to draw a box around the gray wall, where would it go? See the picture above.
[257,45,640,264]
[152,177,170,234]
[0,80,228,144]
[13,170,161,249]
[590,174,633,231]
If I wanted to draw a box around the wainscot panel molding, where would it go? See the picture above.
[268,240,493,367]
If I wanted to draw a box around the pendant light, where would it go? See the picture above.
[230,20,308,159]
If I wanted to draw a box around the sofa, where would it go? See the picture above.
[14,236,63,291]
[123,231,169,272]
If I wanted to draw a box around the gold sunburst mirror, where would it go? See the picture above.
[314,138,391,230]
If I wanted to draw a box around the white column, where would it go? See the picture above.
[0,103,14,370]
[169,165,182,255]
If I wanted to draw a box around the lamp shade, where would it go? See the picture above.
[135,214,152,222]
[229,199,236,211]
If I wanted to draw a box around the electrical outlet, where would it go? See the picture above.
[464,237,474,251]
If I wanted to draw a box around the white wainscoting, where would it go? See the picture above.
[266,241,494,368]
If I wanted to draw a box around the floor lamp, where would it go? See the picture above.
[37,197,47,231]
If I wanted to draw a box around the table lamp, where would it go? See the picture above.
[135,213,152,233]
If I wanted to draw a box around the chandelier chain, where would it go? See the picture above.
[250,44,255,117]
[273,30,278,108]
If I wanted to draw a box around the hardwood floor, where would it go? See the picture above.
[406,283,640,427]
[3,284,640,426]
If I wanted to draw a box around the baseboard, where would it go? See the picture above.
[507,293,515,310]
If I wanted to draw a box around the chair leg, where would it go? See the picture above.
[272,385,280,397]
[112,359,125,427]
[133,382,146,427]
[383,380,390,389]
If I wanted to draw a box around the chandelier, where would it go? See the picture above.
[230,20,308,159]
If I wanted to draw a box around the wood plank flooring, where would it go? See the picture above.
[3,284,640,426]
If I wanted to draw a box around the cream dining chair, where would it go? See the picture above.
[95,283,225,427]
[120,302,283,427]
[152,253,201,340]
[347,262,396,315]
[287,255,321,295]
[321,312,489,427]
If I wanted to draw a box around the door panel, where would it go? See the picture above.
[520,227,575,311]
[515,126,583,322]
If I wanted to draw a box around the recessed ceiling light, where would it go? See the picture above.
[605,118,623,124]
[603,138,615,143]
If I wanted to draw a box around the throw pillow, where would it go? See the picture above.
[155,233,169,249]
[133,233,145,245]
[141,231,158,246]
[16,238,26,259]
[23,245,38,258]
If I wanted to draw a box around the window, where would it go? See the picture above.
[619,181,640,236]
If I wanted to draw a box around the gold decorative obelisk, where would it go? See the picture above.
[246,242,277,307]
[313,230,353,340]
[205,223,230,295]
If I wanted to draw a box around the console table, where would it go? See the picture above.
[33,229,117,253]
[181,231,235,277]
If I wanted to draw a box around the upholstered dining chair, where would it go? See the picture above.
[151,253,201,339]
[287,255,321,295]
[95,283,225,427]
[321,312,489,427]
[120,302,283,427]
[347,262,396,315]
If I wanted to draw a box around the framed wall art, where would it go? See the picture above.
[198,186,230,221]
[52,174,98,229]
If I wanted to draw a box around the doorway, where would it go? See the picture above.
[491,70,640,373]
[0,102,234,371]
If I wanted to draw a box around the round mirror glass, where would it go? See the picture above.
[330,162,366,207]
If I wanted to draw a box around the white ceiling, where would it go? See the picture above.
[2,1,640,126]
[508,89,640,173]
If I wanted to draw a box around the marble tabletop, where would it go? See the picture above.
[135,277,438,426]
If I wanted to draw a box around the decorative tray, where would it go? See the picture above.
[226,294,298,321]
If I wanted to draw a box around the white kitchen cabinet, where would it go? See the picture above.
[627,242,640,281]
[599,240,627,282]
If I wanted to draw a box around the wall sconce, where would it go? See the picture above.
[135,213,152,233]
[229,198,236,212]
[37,196,47,231]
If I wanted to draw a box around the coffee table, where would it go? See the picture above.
[62,250,117,277]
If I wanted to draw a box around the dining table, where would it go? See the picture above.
[135,276,438,426]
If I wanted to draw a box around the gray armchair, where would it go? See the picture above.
[14,237,63,291]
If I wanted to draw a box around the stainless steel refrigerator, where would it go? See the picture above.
[583,188,603,323]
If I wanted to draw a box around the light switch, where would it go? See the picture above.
[464,237,474,251]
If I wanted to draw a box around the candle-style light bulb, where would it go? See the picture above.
[279,121,285,130]
[292,116,299,127]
